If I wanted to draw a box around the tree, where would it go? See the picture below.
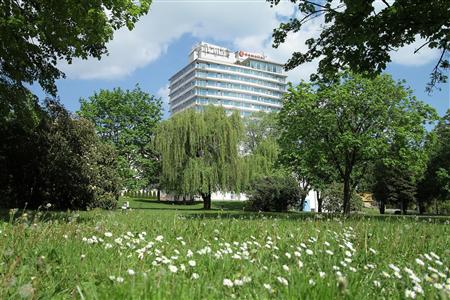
[269,0,450,91]
[0,99,120,210]
[153,106,244,209]
[373,163,417,214]
[78,85,163,190]
[278,72,436,215]
[242,112,279,153]
[417,111,450,213]
[321,182,363,213]
[0,0,150,97]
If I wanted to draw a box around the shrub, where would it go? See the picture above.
[321,182,363,213]
[246,174,300,212]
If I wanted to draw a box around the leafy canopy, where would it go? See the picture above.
[269,0,450,91]
[278,71,436,214]
[153,106,244,201]
[0,0,151,96]
[78,85,163,190]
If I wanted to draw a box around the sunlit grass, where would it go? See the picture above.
[0,199,448,299]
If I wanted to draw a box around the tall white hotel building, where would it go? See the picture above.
[169,42,287,116]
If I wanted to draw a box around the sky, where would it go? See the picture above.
[31,0,449,119]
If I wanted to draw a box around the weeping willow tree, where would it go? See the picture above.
[153,106,244,209]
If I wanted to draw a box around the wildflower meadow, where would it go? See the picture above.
[0,199,449,299]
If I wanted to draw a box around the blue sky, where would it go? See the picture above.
[31,0,449,119]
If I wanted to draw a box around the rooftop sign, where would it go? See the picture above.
[199,44,229,57]
[238,50,266,60]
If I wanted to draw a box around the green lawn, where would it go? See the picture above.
[0,198,449,299]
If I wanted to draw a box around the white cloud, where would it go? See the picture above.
[157,83,170,103]
[390,36,441,67]
[59,0,314,82]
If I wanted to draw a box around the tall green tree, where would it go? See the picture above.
[269,0,450,90]
[417,110,450,213]
[279,72,436,214]
[153,106,244,210]
[78,85,163,190]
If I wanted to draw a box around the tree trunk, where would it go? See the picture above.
[202,193,211,210]
[157,189,161,202]
[417,198,424,215]
[343,178,351,215]
[401,199,407,215]
[300,194,306,211]
[316,190,322,213]
[379,199,385,214]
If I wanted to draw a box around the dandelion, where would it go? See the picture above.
[168,265,178,273]
[234,279,244,286]
[373,280,381,288]
[263,283,273,292]
[155,235,164,242]
[127,269,135,276]
[382,271,391,278]
[80,254,86,260]
[243,276,252,283]
[191,273,199,280]
[433,283,443,290]
[283,265,290,272]
[306,249,313,255]
[104,232,113,237]
[298,260,304,268]
[223,279,234,287]
[413,284,424,294]
[116,277,124,283]
[285,252,292,259]
[319,271,326,278]
[430,252,440,260]
[188,260,196,267]
[405,289,416,299]
[388,264,400,273]
[309,279,316,286]
[277,276,289,286]
[326,250,334,255]
[324,241,330,247]
[294,251,301,257]
[415,258,425,266]
[187,249,193,257]
[369,248,377,255]
[109,275,116,281]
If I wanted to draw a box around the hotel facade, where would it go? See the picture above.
[168,42,287,116]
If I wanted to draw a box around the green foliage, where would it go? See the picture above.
[269,0,450,90]
[246,173,301,212]
[321,182,363,213]
[372,163,417,214]
[278,72,436,214]
[153,106,244,209]
[242,112,279,153]
[0,99,120,210]
[78,85,163,190]
[0,0,150,96]
[417,110,450,211]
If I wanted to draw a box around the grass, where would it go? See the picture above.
[0,198,449,299]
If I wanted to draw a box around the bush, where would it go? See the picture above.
[246,174,300,212]
[321,182,363,213]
